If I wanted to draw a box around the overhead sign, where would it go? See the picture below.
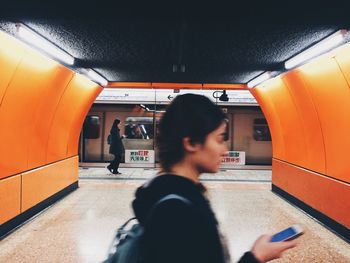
[221,151,245,165]
[125,150,155,163]
[95,88,257,105]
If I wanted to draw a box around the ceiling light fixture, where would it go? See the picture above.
[285,29,347,70]
[86,69,108,86]
[247,72,272,88]
[16,23,75,65]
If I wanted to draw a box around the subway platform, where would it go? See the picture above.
[0,168,349,263]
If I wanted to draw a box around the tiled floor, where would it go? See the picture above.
[78,167,272,182]
[0,168,349,263]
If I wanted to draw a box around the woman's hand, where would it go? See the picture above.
[251,234,297,262]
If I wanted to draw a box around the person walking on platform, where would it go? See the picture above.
[132,94,297,263]
[107,118,124,174]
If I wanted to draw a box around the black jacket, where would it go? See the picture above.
[109,127,124,155]
[132,174,259,263]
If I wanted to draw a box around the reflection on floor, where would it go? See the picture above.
[0,168,349,263]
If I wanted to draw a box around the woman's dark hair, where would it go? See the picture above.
[157,94,227,171]
[110,118,120,133]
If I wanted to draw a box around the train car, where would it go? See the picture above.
[80,103,272,166]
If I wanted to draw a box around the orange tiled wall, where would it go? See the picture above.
[0,31,102,224]
[250,44,350,228]
[0,175,21,224]
[22,157,79,212]
[273,159,350,227]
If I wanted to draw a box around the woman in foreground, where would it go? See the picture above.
[132,94,297,263]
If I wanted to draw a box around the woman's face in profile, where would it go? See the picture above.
[194,122,228,173]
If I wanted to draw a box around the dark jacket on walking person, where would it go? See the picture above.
[107,118,124,174]
[133,174,259,263]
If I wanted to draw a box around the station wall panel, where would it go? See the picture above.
[0,46,59,178]
[299,56,350,183]
[281,71,326,174]
[0,175,21,225]
[273,159,350,228]
[0,31,25,106]
[46,75,101,163]
[259,77,306,167]
[21,156,78,212]
[27,66,74,168]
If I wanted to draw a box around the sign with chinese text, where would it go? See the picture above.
[221,151,245,165]
[125,150,155,163]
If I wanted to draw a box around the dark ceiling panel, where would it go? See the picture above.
[0,2,349,83]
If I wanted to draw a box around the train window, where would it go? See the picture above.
[83,115,100,139]
[253,118,271,141]
[124,117,159,139]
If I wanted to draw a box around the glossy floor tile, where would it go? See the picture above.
[0,168,349,263]
[79,167,272,182]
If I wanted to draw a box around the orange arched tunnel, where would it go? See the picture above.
[0,31,102,225]
[0,28,349,239]
[251,44,350,229]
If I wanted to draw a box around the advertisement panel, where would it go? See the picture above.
[125,150,155,163]
[221,151,246,165]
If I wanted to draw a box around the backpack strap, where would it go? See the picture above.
[154,194,192,207]
[118,194,192,232]
[147,194,192,221]
[116,217,137,239]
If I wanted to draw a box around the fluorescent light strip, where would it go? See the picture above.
[247,72,272,88]
[17,24,74,65]
[285,30,347,70]
[86,69,108,86]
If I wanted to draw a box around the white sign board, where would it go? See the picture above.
[96,88,257,105]
[221,151,245,165]
[125,150,155,163]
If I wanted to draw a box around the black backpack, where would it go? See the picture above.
[107,134,112,145]
[103,194,192,263]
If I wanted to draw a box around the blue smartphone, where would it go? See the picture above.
[271,225,304,242]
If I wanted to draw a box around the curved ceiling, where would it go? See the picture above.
[1,1,349,84]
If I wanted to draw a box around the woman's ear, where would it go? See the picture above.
[183,137,199,153]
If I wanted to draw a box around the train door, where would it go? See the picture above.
[232,112,272,165]
[81,112,105,162]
